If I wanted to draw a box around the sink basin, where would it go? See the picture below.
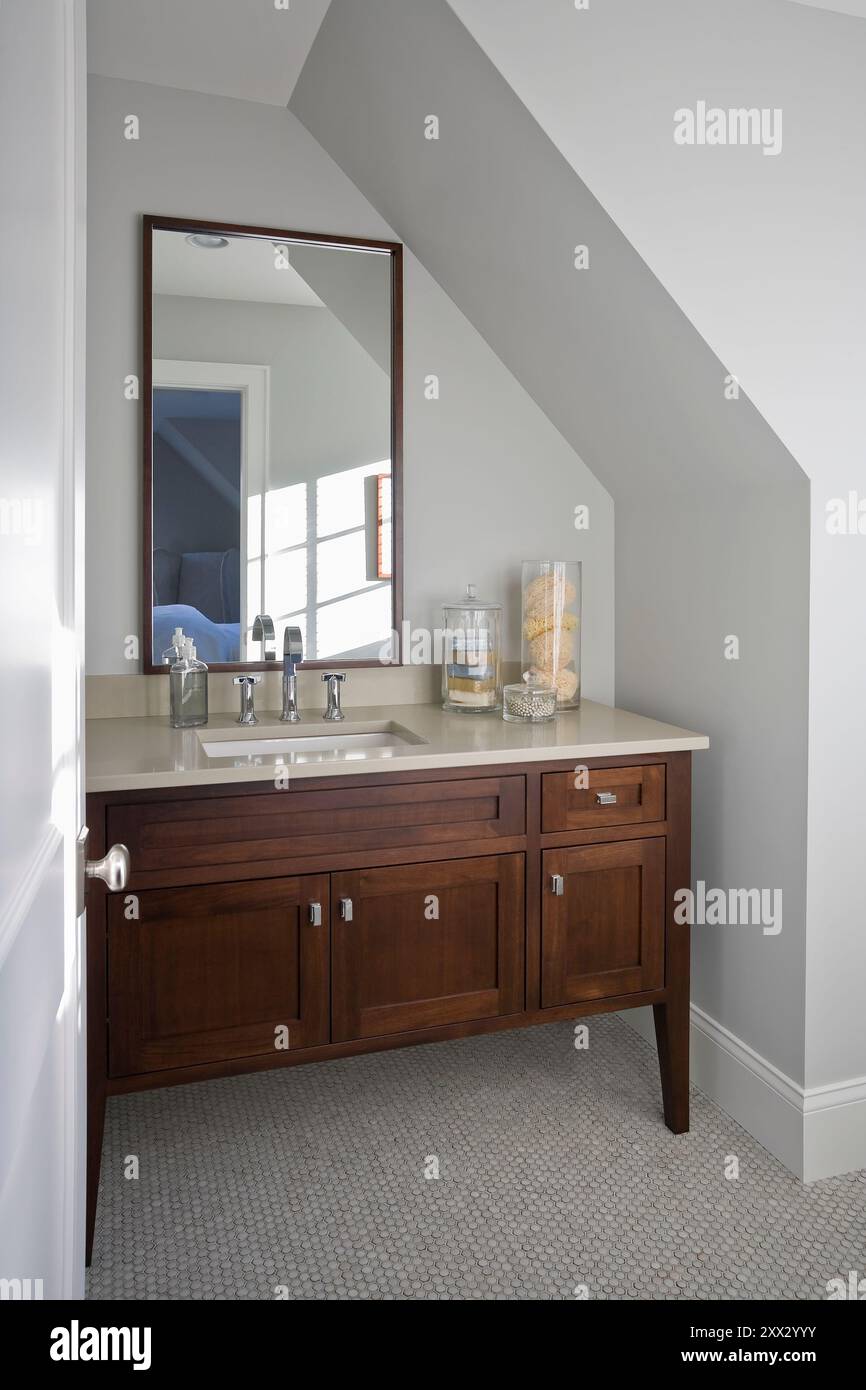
[198,721,425,763]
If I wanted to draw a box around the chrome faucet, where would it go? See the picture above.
[280,626,303,722]
[252,613,276,661]
[233,674,262,725]
[322,672,347,722]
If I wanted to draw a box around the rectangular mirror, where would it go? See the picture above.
[143,216,402,672]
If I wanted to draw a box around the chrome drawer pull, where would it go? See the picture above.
[550,874,565,897]
[596,792,618,805]
[339,897,354,922]
[308,902,322,926]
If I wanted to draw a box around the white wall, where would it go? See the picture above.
[450,0,866,1101]
[86,75,614,694]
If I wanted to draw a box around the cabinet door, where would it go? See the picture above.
[108,875,329,1076]
[542,841,664,1006]
[332,855,524,1042]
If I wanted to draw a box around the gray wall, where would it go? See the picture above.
[86,74,614,692]
[291,0,810,1082]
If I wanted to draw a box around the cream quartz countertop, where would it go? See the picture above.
[85,700,709,794]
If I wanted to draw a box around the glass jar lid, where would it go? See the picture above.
[504,676,556,697]
[444,583,502,611]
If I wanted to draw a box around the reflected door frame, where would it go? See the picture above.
[151,359,270,664]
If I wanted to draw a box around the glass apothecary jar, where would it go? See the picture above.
[503,675,557,723]
[521,561,581,709]
[442,584,502,713]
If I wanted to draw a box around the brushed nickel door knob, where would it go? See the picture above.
[85,843,131,893]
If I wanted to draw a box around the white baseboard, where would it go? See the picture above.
[803,1073,866,1183]
[619,1004,866,1182]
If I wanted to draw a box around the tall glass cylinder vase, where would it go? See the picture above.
[521,561,581,709]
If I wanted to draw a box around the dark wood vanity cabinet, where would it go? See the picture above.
[86,751,692,1262]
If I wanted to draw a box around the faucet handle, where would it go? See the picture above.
[322,671,347,722]
[233,673,262,726]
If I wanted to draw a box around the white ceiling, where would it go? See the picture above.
[153,230,324,306]
[86,0,333,107]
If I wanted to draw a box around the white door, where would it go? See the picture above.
[0,0,87,1300]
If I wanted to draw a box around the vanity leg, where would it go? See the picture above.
[653,997,689,1133]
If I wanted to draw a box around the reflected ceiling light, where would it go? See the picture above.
[185,234,229,250]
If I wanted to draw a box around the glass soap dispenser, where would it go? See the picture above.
[169,639,208,729]
[442,584,502,713]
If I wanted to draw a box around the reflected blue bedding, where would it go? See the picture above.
[153,604,240,664]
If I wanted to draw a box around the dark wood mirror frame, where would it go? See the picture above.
[142,214,403,674]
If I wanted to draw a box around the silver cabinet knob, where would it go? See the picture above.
[550,873,565,897]
[308,901,323,926]
[339,896,354,922]
[596,791,618,806]
[86,843,131,893]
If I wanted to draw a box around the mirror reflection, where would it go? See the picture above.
[149,226,397,667]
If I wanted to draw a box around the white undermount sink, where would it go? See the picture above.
[198,721,425,762]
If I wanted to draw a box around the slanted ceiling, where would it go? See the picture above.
[787,0,866,17]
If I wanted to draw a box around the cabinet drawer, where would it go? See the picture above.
[541,765,665,833]
[108,776,525,887]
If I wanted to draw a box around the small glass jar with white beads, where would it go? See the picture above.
[502,675,557,723]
